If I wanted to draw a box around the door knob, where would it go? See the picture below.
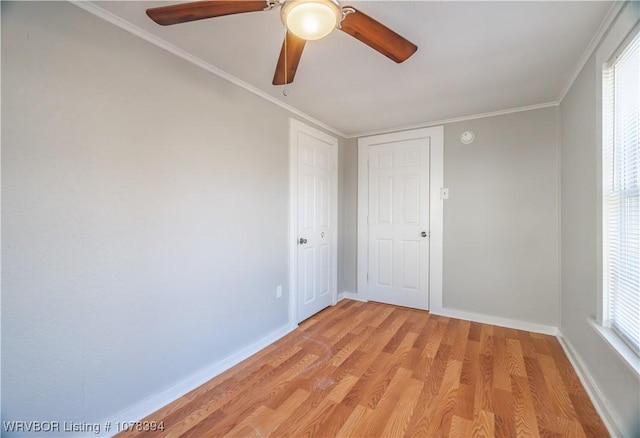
[421,231,428,238]
[299,238,308,244]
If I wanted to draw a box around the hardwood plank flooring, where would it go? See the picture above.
[117,300,608,437]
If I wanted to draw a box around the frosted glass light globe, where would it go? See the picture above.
[282,1,341,41]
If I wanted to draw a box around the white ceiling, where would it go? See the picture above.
[91,1,614,137]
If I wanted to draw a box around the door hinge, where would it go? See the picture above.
[367,159,370,169]
[366,273,369,282]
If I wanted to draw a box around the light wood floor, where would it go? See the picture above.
[118,300,608,437]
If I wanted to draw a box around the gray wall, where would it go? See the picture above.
[1,1,345,430]
[559,2,640,436]
[342,108,560,327]
[340,138,358,295]
[443,108,559,326]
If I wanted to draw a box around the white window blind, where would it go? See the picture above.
[603,31,640,355]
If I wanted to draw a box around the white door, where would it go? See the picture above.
[368,138,430,309]
[293,122,337,322]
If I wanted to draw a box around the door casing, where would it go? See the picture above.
[357,126,444,312]
[288,119,338,329]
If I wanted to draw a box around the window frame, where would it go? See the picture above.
[598,26,640,376]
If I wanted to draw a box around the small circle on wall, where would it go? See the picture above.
[460,131,475,144]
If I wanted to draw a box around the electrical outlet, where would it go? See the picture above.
[276,285,282,298]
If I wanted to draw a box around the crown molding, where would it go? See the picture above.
[350,101,559,139]
[69,1,348,139]
[556,1,627,104]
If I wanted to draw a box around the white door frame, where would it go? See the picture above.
[288,119,338,329]
[357,126,444,312]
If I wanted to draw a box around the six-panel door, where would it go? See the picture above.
[297,131,334,322]
[368,138,430,309]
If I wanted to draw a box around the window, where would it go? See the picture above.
[602,30,640,356]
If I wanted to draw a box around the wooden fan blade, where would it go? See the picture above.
[340,7,417,63]
[146,1,267,26]
[273,32,306,85]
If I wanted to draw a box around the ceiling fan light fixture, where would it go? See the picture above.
[281,0,341,41]
[146,0,418,85]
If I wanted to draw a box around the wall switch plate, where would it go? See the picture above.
[276,285,282,298]
[440,188,449,200]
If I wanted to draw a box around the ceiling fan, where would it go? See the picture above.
[146,0,418,85]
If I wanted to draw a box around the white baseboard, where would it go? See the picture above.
[431,307,559,336]
[99,323,294,437]
[338,291,367,302]
[556,332,623,438]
